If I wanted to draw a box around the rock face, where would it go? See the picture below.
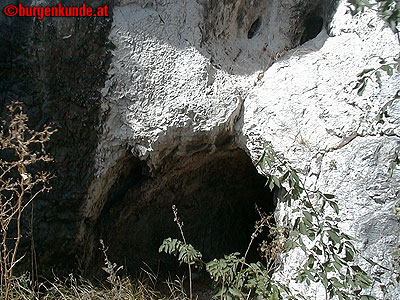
[238,2,400,297]
[78,0,341,273]
[1,0,399,298]
[0,0,114,268]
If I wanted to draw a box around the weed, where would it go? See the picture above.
[161,142,377,300]
[0,102,56,300]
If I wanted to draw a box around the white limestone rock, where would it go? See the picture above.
[238,2,400,299]
[84,0,399,298]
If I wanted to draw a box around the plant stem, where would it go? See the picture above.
[172,205,193,299]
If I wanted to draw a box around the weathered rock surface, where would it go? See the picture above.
[78,0,340,272]
[0,0,114,269]
[238,3,400,298]
[1,0,399,298]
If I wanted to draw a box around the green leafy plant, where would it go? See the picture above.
[348,0,400,33]
[347,4,400,295]
[354,57,400,97]
[259,143,375,300]
[161,143,375,300]
[206,253,245,300]
[160,205,287,300]
[159,205,202,299]
[348,0,400,133]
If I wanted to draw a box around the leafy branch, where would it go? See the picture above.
[161,142,376,300]
[349,0,400,175]
[258,142,375,300]
[159,205,202,299]
[354,56,400,97]
[348,0,400,33]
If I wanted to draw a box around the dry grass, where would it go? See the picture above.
[1,273,191,300]
[0,237,192,300]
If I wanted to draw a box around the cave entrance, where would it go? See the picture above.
[93,148,275,276]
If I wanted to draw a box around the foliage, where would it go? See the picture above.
[205,253,245,300]
[349,0,400,130]
[259,143,302,203]
[161,143,375,300]
[160,238,202,267]
[260,143,375,300]
[159,205,199,299]
[348,0,400,123]
[0,102,56,300]
[348,0,400,32]
[354,58,400,97]
[348,0,400,176]
[160,205,287,300]
[347,4,400,295]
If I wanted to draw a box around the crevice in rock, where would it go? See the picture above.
[89,148,275,276]
[201,0,339,74]
[248,17,262,39]
[299,4,324,45]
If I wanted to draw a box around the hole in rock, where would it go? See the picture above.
[300,11,324,45]
[92,148,276,276]
[247,17,262,39]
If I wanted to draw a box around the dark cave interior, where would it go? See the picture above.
[92,148,276,276]
[300,6,325,45]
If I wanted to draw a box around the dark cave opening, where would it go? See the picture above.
[300,9,324,45]
[248,17,262,39]
[92,149,276,277]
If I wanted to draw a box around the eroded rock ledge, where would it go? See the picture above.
[79,0,339,269]
[1,0,399,298]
